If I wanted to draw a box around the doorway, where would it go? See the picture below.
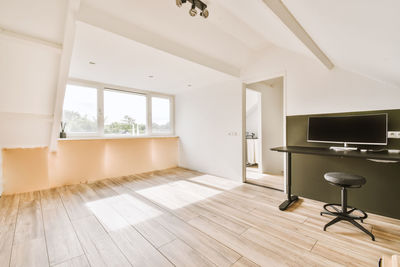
[244,77,285,191]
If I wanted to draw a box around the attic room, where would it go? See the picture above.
[0,0,399,266]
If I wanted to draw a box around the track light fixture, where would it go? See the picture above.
[176,0,209,19]
[189,3,197,16]
[200,8,209,18]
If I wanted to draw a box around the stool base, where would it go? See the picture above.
[321,203,375,241]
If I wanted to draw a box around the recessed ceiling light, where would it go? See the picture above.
[89,61,96,65]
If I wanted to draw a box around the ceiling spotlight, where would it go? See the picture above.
[189,4,197,16]
[200,8,209,18]
[177,0,208,19]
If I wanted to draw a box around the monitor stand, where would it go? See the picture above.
[330,143,358,152]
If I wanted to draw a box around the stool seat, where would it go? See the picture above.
[324,172,366,187]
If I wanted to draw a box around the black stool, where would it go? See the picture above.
[320,172,375,241]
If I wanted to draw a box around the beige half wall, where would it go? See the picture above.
[2,137,179,194]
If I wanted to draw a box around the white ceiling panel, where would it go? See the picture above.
[0,0,68,43]
[282,0,400,86]
[69,22,235,95]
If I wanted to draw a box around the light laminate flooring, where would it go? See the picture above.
[0,168,399,267]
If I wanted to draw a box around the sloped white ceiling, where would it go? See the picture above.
[213,0,312,57]
[69,22,235,94]
[81,0,265,69]
[71,0,317,92]
[73,0,400,89]
[282,0,400,87]
[0,0,68,44]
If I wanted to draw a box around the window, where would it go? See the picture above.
[104,90,147,136]
[63,84,97,134]
[152,96,172,134]
[62,81,174,138]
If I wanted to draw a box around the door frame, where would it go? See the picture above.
[241,72,288,193]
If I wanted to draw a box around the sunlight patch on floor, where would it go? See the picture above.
[246,171,283,180]
[86,194,162,230]
[189,174,241,190]
[136,180,221,209]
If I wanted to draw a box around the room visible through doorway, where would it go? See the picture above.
[245,77,284,191]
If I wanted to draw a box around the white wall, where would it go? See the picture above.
[247,81,284,175]
[242,45,400,116]
[0,0,66,194]
[175,43,400,181]
[175,79,243,181]
[0,36,60,193]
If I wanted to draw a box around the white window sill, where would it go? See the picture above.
[58,135,178,141]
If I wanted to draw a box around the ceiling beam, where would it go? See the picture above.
[77,5,240,77]
[262,0,334,69]
[0,27,62,53]
[49,0,81,151]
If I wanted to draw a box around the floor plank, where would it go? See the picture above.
[241,227,341,266]
[52,255,90,267]
[0,224,16,266]
[0,195,20,225]
[0,194,19,265]
[10,238,49,267]
[71,216,131,267]
[40,189,83,265]
[11,192,49,267]
[188,215,289,266]
[311,240,376,266]
[57,186,92,221]
[232,257,260,267]
[159,239,216,267]
[157,213,241,267]
[109,227,173,267]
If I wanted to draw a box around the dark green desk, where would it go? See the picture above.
[271,146,400,210]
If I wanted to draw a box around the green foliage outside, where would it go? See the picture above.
[63,110,97,133]
[105,115,146,135]
[152,122,171,133]
[63,110,146,135]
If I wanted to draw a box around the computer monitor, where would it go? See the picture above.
[307,113,388,146]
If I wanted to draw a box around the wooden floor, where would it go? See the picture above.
[1,168,399,267]
[246,168,284,190]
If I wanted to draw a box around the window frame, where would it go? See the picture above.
[63,78,175,138]
[103,88,148,137]
[62,81,100,138]
[149,94,174,136]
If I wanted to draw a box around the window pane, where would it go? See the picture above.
[152,97,171,133]
[104,90,147,135]
[63,84,97,133]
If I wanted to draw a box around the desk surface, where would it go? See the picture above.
[271,146,400,161]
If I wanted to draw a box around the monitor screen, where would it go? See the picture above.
[308,114,388,145]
